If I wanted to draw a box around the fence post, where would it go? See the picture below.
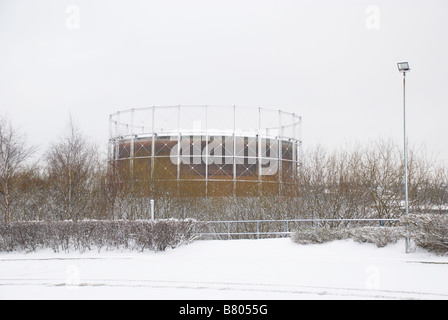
[150,199,154,221]
[257,221,260,240]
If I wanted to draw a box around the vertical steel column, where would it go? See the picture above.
[292,113,297,168]
[108,115,113,162]
[114,112,120,185]
[151,107,156,194]
[130,108,135,189]
[205,105,209,196]
[108,114,113,141]
[258,107,262,193]
[116,111,120,139]
[298,116,303,169]
[177,105,181,197]
[278,110,282,195]
[108,115,116,186]
[292,113,297,191]
[233,106,237,194]
[114,119,119,162]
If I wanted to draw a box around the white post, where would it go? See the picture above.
[150,199,155,221]
[256,220,260,240]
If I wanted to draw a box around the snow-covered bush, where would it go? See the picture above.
[350,227,404,248]
[401,214,448,255]
[0,219,206,253]
[292,226,404,248]
[292,228,350,245]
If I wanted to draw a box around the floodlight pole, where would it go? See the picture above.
[402,70,410,254]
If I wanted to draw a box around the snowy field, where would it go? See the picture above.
[1,238,448,300]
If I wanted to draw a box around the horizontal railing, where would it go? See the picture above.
[196,218,400,240]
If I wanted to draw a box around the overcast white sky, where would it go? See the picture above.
[1,0,447,162]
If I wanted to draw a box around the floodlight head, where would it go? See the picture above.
[398,62,410,73]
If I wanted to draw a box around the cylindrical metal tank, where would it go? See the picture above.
[109,105,301,197]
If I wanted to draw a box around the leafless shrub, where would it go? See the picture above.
[292,226,404,248]
[292,227,350,245]
[401,214,448,255]
[0,219,205,253]
[350,227,404,247]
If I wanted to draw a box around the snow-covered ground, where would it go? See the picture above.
[1,238,447,300]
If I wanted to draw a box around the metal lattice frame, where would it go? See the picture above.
[109,105,302,196]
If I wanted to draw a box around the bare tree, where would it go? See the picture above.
[45,116,99,221]
[14,165,50,221]
[430,165,448,213]
[360,138,403,221]
[298,144,373,226]
[0,117,35,223]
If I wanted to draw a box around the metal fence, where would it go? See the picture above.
[196,218,400,240]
